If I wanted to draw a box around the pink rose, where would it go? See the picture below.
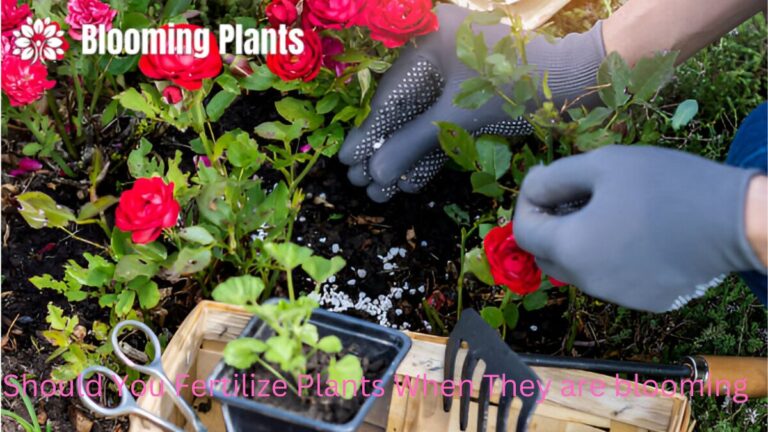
[65,0,117,41]
[162,85,183,104]
[1,0,31,34]
[1,55,56,107]
[321,37,348,77]
[305,0,365,30]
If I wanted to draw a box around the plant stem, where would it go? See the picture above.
[46,93,76,158]
[255,357,299,395]
[456,224,480,321]
[286,268,295,301]
[61,227,108,251]
[564,286,578,352]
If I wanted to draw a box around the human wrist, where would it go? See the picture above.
[745,175,768,268]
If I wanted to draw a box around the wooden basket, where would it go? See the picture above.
[131,301,693,432]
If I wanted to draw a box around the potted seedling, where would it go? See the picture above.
[208,243,412,431]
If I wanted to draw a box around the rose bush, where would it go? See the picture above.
[115,177,180,244]
[65,0,117,41]
[360,0,439,48]
[266,28,323,82]
[483,223,542,295]
[138,24,222,91]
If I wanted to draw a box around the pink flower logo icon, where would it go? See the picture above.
[12,17,67,63]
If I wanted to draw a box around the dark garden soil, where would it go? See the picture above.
[0,92,639,430]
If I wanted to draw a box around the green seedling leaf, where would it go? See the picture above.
[436,122,476,171]
[317,335,342,354]
[264,242,313,270]
[327,355,363,400]
[671,99,699,130]
[179,226,215,245]
[480,306,503,328]
[212,275,265,306]
[16,192,76,229]
[264,335,294,369]
[299,324,319,346]
[301,256,346,284]
[223,338,267,370]
[463,247,495,286]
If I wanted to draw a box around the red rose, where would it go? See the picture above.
[265,0,298,27]
[305,0,365,30]
[115,177,180,244]
[483,223,541,295]
[138,24,222,91]
[266,28,322,82]
[162,85,183,104]
[360,0,438,48]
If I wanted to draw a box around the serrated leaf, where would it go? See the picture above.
[212,275,265,306]
[476,135,511,179]
[116,88,158,117]
[597,52,631,109]
[16,192,76,229]
[454,77,495,109]
[240,64,278,91]
[436,122,476,171]
[628,52,678,102]
[471,172,504,197]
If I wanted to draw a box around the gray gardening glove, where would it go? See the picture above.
[339,4,606,202]
[513,145,767,313]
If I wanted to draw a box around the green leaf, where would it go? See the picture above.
[574,129,621,151]
[471,172,504,198]
[456,19,487,72]
[327,355,363,400]
[206,91,238,122]
[212,275,265,306]
[216,74,241,94]
[77,196,119,221]
[107,54,140,75]
[628,52,678,102]
[115,289,136,316]
[223,338,267,369]
[331,106,358,124]
[576,106,613,132]
[671,99,699,131]
[316,93,340,114]
[46,304,67,330]
[454,77,495,109]
[502,303,519,329]
[129,277,160,309]
[102,99,119,127]
[116,88,158,117]
[463,247,495,285]
[299,324,319,346]
[122,11,151,29]
[317,335,342,354]
[264,335,294,368]
[264,242,313,270]
[443,204,470,227]
[254,121,303,143]
[128,139,164,179]
[301,256,346,284]
[240,65,277,91]
[114,255,158,282]
[134,242,168,262]
[475,135,511,179]
[597,52,631,109]
[16,192,76,229]
[227,132,261,168]
[162,0,191,19]
[512,79,535,105]
[164,247,212,278]
[480,306,503,328]
[357,68,372,103]
[179,226,215,245]
[436,122,476,171]
[522,290,548,311]
[275,97,323,130]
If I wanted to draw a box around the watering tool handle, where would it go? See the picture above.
[685,355,768,398]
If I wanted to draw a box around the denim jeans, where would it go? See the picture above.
[725,102,767,304]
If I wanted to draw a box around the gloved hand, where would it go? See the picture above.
[339,4,606,202]
[513,145,767,313]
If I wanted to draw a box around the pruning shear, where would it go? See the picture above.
[77,320,207,432]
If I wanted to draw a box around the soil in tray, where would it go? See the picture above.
[234,343,388,424]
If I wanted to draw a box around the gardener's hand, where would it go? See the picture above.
[513,145,768,313]
[339,4,606,202]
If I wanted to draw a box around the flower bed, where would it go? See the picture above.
[1,0,766,430]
